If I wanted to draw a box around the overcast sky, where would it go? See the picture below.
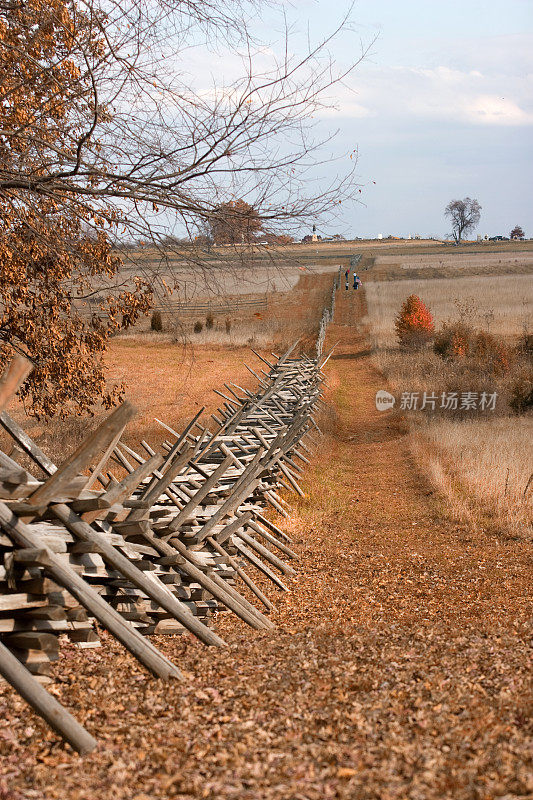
[283,0,533,239]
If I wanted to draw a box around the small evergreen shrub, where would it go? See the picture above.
[150,310,163,332]
[206,313,214,330]
[225,317,231,334]
[193,320,203,333]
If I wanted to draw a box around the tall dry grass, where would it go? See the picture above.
[121,316,280,349]
[365,273,533,348]
[412,417,532,539]
[364,274,533,539]
[372,346,519,415]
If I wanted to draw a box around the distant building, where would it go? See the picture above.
[377,233,383,240]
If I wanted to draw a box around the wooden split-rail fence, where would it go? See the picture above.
[82,296,268,320]
[0,282,338,753]
[316,268,340,361]
[159,296,269,315]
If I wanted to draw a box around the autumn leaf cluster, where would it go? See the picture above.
[0,0,152,417]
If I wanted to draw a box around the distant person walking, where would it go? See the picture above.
[344,269,349,290]
[353,272,361,290]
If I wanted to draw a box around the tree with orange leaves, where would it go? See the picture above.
[0,0,152,416]
[395,295,435,350]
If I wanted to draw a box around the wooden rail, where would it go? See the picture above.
[81,296,269,317]
[0,276,337,752]
[158,297,268,315]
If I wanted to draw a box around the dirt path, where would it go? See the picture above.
[2,288,531,800]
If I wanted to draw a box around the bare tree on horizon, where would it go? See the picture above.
[445,197,482,244]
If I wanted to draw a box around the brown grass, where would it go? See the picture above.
[412,417,533,539]
[0,342,272,472]
[157,271,334,351]
[373,346,520,412]
[370,343,533,537]
[364,274,533,540]
[367,248,533,282]
[365,273,533,348]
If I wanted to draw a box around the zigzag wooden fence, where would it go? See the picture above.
[80,296,268,320]
[316,268,340,360]
[0,279,336,754]
[159,297,269,315]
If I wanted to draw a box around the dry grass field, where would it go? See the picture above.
[132,273,335,348]
[363,246,533,539]
[122,238,533,294]
[1,273,334,470]
[372,248,533,276]
[413,417,533,538]
[116,243,345,304]
[0,341,271,472]
[365,273,533,348]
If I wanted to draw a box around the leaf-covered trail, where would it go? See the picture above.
[2,287,531,800]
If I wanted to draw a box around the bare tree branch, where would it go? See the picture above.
[0,0,371,416]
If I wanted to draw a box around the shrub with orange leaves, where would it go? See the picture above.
[395,295,435,350]
[473,331,511,375]
[434,324,512,376]
[434,322,473,359]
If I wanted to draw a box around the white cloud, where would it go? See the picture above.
[329,51,533,127]
[466,95,533,125]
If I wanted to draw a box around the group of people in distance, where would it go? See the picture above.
[344,269,361,290]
